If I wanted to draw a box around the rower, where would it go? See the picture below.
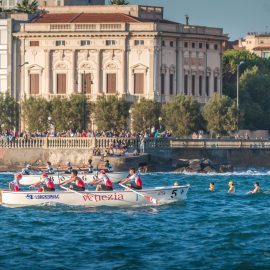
[60,169,85,191]
[9,173,22,192]
[209,182,215,191]
[105,160,113,172]
[22,164,32,175]
[65,161,73,174]
[248,182,260,194]
[119,167,143,190]
[228,181,235,193]
[46,161,55,174]
[90,170,113,191]
[30,171,55,192]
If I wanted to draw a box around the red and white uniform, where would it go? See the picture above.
[75,177,85,188]
[100,174,113,188]
[128,173,142,188]
[13,179,21,192]
[41,177,55,189]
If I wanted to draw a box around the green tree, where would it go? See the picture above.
[238,66,270,130]
[110,0,129,4]
[131,98,161,132]
[16,0,38,13]
[22,97,50,132]
[94,96,129,131]
[162,96,201,137]
[203,94,237,136]
[0,93,18,131]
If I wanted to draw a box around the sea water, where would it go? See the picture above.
[1,172,270,270]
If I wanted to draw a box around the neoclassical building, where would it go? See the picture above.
[14,5,227,104]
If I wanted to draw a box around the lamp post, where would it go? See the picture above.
[129,109,133,133]
[236,61,244,132]
[158,116,162,132]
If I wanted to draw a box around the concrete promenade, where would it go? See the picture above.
[0,137,270,170]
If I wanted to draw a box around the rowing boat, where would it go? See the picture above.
[0,185,190,207]
[19,171,128,186]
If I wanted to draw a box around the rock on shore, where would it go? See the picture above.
[175,158,233,174]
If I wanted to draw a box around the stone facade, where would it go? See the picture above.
[0,19,9,93]
[14,5,227,104]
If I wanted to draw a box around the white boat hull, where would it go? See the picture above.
[19,172,128,186]
[0,185,190,207]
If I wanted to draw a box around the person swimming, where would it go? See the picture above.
[247,182,260,194]
[209,182,215,191]
[228,181,235,193]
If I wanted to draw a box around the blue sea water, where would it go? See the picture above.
[1,172,270,270]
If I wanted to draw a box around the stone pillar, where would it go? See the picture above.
[70,50,76,94]
[44,49,51,96]
[121,49,127,95]
[148,48,154,99]
[97,49,101,94]
[154,48,160,101]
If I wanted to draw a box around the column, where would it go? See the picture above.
[121,49,127,95]
[70,50,76,94]
[148,48,154,99]
[154,48,160,101]
[97,49,102,94]
[44,49,51,96]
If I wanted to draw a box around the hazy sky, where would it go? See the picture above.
[106,0,270,40]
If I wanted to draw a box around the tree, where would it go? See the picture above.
[0,93,18,131]
[203,94,237,136]
[16,0,38,14]
[94,96,129,131]
[22,97,50,132]
[131,98,161,132]
[110,0,129,4]
[162,96,201,137]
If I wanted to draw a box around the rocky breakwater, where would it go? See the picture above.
[175,159,233,174]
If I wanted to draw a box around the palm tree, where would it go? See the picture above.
[16,0,39,14]
[110,0,129,5]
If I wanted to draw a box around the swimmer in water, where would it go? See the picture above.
[228,181,235,193]
[247,182,260,194]
[209,182,215,191]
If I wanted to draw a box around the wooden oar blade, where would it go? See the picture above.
[144,195,158,205]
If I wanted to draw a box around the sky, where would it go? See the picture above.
[106,0,270,40]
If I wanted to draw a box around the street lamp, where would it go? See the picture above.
[129,109,133,132]
[158,116,162,131]
[236,61,245,132]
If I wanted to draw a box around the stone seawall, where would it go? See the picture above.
[147,148,270,169]
[0,148,150,171]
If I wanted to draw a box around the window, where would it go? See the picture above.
[170,41,174,47]
[262,52,270,59]
[192,42,195,49]
[106,40,116,46]
[161,73,165,94]
[106,73,116,94]
[214,76,218,92]
[214,44,218,50]
[29,74,39,95]
[134,73,144,94]
[184,42,188,48]
[57,74,66,94]
[81,40,91,46]
[134,40,144,46]
[206,76,209,96]
[169,74,174,95]
[56,40,65,46]
[82,73,92,94]
[30,41,39,47]
[184,75,188,95]
[206,43,209,50]
[192,75,195,95]
[162,40,166,47]
[199,76,203,96]
[57,0,61,6]
[0,54,7,69]
[199,43,203,49]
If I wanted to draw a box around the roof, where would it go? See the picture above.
[32,13,142,23]
[31,12,178,24]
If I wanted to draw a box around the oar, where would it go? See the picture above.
[60,185,96,202]
[119,183,158,205]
